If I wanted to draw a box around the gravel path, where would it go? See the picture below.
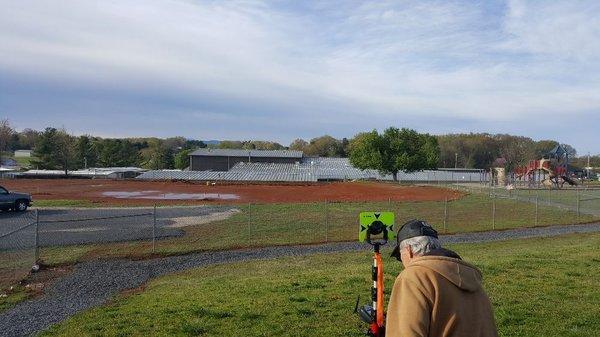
[2,222,600,337]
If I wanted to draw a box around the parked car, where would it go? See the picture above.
[0,185,32,212]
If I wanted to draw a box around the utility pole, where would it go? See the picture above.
[587,152,591,179]
[455,153,458,169]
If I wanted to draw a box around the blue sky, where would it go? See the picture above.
[1,0,599,154]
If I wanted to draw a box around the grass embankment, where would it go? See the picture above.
[460,185,600,215]
[33,200,98,208]
[0,285,29,313]
[13,156,33,168]
[41,233,600,337]
[36,193,596,265]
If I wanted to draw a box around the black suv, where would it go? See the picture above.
[0,185,32,212]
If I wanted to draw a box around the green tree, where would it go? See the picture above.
[533,140,559,159]
[97,139,120,167]
[118,140,142,167]
[74,135,98,168]
[96,139,141,167]
[32,128,60,169]
[174,149,192,169]
[218,140,244,149]
[16,128,40,150]
[55,131,76,174]
[141,140,174,170]
[349,127,439,181]
[31,128,75,174]
[289,139,308,152]
[305,135,343,157]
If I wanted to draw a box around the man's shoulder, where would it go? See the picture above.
[396,264,438,287]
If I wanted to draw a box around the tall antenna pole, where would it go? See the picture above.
[588,152,591,167]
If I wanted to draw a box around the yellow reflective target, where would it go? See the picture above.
[359,212,395,242]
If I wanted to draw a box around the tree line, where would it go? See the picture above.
[0,120,206,172]
[0,119,591,174]
[437,134,578,171]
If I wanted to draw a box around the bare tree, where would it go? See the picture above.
[0,119,15,164]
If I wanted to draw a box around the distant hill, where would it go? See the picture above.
[202,140,220,145]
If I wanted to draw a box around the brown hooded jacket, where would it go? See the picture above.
[386,254,498,337]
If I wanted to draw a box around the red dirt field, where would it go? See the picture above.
[0,179,463,206]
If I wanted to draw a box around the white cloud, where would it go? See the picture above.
[0,0,599,150]
[503,0,600,60]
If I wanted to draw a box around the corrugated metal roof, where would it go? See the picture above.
[189,149,303,158]
[138,157,487,183]
[19,167,146,178]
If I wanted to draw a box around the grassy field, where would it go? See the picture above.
[39,233,600,337]
[0,284,29,313]
[30,193,597,265]
[13,156,33,168]
[456,184,600,216]
[33,199,98,208]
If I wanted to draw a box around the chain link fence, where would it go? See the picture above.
[0,211,37,289]
[0,207,187,289]
[1,189,596,290]
[452,183,600,217]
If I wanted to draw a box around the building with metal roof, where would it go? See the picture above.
[138,156,486,183]
[189,149,303,171]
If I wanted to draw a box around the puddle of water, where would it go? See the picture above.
[102,191,159,198]
[102,191,239,200]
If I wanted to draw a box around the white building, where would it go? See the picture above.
[14,150,32,157]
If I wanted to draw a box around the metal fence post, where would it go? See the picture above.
[443,197,448,233]
[152,205,156,254]
[324,200,329,243]
[576,190,580,218]
[535,193,539,226]
[492,198,496,230]
[247,202,251,239]
[35,209,40,263]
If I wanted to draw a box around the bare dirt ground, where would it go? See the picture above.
[0,179,462,205]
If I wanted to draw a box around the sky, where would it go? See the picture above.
[0,0,599,154]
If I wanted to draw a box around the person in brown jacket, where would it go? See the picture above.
[386,220,498,337]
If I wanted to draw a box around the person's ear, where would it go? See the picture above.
[407,246,414,259]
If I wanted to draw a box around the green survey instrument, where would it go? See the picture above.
[359,212,395,244]
[355,212,395,337]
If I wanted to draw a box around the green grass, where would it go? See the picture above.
[456,184,600,216]
[33,199,99,208]
[40,233,600,337]
[13,156,33,168]
[30,193,596,266]
[0,285,30,313]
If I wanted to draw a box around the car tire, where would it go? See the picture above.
[15,200,28,212]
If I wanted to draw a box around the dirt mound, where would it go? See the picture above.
[0,179,462,205]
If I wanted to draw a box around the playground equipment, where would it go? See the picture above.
[515,145,578,189]
[355,212,395,337]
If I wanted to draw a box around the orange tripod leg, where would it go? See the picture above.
[370,249,385,336]
[375,252,385,330]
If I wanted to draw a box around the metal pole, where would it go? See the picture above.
[492,198,496,230]
[35,209,40,263]
[152,204,156,254]
[443,197,448,232]
[324,201,329,243]
[576,190,580,218]
[247,202,251,238]
[535,193,539,226]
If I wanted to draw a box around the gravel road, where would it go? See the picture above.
[1,222,600,337]
[0,206,235,248]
